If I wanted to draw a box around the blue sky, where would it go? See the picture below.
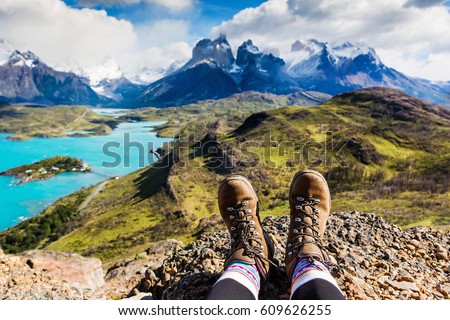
[62,0,266,37]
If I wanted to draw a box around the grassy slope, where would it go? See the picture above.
[119,91,322,138]
[1,88,449,266]
[0,105,117,140]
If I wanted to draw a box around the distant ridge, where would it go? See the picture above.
[0,36,449,108]
[0,50,104,106]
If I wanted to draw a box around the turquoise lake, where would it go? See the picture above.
[0,121,172,231]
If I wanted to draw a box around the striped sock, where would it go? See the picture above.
[215,261,261,299]
[290,257,340,299]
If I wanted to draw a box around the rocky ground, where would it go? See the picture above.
[130,212,450,300]
[1,212,449,300]
[0,249,104,299]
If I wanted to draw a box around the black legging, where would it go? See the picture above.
[208,278,345,300]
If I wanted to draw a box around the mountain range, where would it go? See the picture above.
[0,50,103,106]
[283,39,450,105]
[0,36,449,108]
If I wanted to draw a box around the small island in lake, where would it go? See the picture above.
[0,156,91,184]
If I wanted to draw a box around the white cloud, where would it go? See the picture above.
[0,0,191,78]
[210,0,450,81]
[0,0,137,66]
[136,19,191,47]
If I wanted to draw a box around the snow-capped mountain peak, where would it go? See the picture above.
[332,41,381,65]
[283,39,384,77]
[236,39,264,67]
[9,50,41,68]
[84,58,124,86]
[241,40,261,55]
[186,34,235,70]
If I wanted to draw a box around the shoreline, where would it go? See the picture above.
[0,156,91,185]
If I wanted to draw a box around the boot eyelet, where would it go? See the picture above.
[296,197,305,201]
[249,221,255,225]
[314,209,320,214]
[242,200,249,206]
[230,215,235,219]
[230,239,235,243]
[254,231,259,235]
[288,251,293,255]
[231,227,236,231]
[245,209,252,214]
[293,229,298,234]
[295,217,301,222]
[227,207,234,211]
[288,243,292,247]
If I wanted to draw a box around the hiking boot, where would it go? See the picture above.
[285,170,331,279]
[218,175,274,280]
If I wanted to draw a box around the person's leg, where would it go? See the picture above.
[289,258,344,300]
[208,262,260,300]
[285,170,345,300]
[207,175,274,300]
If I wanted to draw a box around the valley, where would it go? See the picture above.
[1,87,448,268]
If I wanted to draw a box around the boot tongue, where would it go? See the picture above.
[302,206,316,237]
[298,207,324,260]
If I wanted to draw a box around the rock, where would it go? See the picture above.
[200,248,215,259]
[386,280,420,292]
[94,239,183,299]
[408,240,421,249]
[392,242,400,250]
[416,249,427,257]
[163,273,171,282]
[0,250,102,299]
[345,277,367,300]
[0,247,4,256]
[435,251,448,261]
[19,250,104,291]
[396,275,415,283]
[135,252,148,260]
[127,288,140,297]
[436,283,450,297]
[125,292,154,300]
[166,267,177,276]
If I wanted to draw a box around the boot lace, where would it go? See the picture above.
[226,201,276,267]
[287,196,330,263]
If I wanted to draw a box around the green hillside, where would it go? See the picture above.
[1,87,448,266]
[118,91,329,137]
[0,105,118,140]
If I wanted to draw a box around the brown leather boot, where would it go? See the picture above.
[218,175,274,280]
[285,170,331,279]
